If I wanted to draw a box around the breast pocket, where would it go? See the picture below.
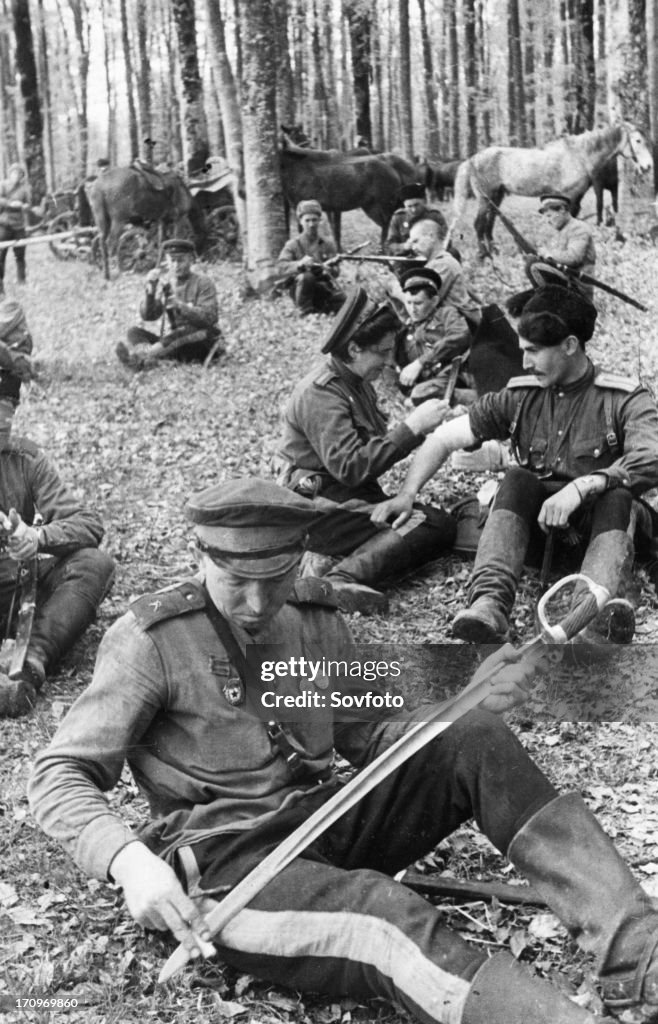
[571,435,617,474]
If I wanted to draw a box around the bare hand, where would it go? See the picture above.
[298,255,315,270]
[537,482,581,533]
[473,643,533,714]
[371,493,414,529]
[146,268,160,286]
[399,359,423,388]
[110,841,214,959]
[405,398,450,435]
[4,509,38,561]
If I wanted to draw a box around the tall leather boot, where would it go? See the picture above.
[577,530,636,645]
[462,951,597,1023]
[325,518,455,615]
[509,793,658,1021]
[452,510,529,643]
[0,549,115,718]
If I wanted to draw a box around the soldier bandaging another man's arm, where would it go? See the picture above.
[27,477,658,1024]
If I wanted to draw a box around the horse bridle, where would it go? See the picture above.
[619,123,640,164]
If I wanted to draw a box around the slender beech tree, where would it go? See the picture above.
[205,0,245,232]
[397,0,413,158]
[11,0,46,198]
[234,0,287,291]
[135,1,151,145]
[119,0,138,159]
[171,0,210,173]
[417,0,440,158]
[343,0,373,148]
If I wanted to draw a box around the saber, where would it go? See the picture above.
[158,573,608,984]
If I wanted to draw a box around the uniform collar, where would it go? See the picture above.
[551,358,595,394]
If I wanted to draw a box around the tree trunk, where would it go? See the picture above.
[171,0,210,174]
[272,0,295,127]
[370,0,384,151]
[99,0,117,164]
[119,0,138,159]
[35,0,54,188]
[417,0,440,158]
[204,0,245,230]
[647,0,658,190]
[67,0,91,177]
[135,1,151,145]
[235,0,287,292]
[344,0,373,148]
[321,0,341,149]
[446,0,459,154]
[463,0,478,153]
[311,0,329,146]
[477,0,492,144]
[397,0,413,158]
[11,0,46,198]
[507,0,526,145]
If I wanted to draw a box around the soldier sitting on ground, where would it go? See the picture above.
[0,164,31,292]
[530,192,597,299]
[406,217,482,328]
[0,439,115,717]
[0,297,34,441]
[373,285,658,645]
[117,238,222,370]
[276,200,346,317]
[395,267,475,405]
[28,476,658,1024]
[384,182,448,257]
[276,287,456,615]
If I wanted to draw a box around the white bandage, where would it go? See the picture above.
[432,413,476,451]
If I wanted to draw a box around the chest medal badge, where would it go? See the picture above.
[209,655,245,706]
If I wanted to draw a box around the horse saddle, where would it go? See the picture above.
[131,160,167,191]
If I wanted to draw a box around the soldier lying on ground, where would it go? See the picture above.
[117,238,222,370]
[0,438,115,716]
[29,477,658,1024]
[373,285,658,645]
[276,287,456,615]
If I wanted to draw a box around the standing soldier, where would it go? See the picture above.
[0,164,31,291]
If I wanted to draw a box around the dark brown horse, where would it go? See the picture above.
[89,165,206,278]
[572,157,619,225]
[280,136,404,247]
[453,123,652,256]
[420,157,464,203]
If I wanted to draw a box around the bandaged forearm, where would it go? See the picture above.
[400,414,476,497]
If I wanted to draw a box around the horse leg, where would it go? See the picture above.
[329,211,341,249]
[473,196,492,260]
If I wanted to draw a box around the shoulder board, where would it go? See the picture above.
[313,365,339,387]
[0,435,39,456]
[594,370,639,393]
[288,577,339,610]
[506,375,541,389]
[130,579,206,630]
[392,207,405,216]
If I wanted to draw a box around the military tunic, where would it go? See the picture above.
[542,216,596,277]
[396,305,471,373]
[468,361,658,493]
[278,355,420,502]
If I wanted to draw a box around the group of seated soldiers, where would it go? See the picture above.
[5,173,658,1024]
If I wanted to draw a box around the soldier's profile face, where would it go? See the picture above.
[408,223,439,258]
[202,555,299,635]
[519,337,572,388]
[403,198,425,218]
[349,333,397,381]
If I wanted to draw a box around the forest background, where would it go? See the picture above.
[1,1,658,1023]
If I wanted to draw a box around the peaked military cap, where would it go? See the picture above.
[539,192,571,212]
[321,286,382,354]
[400,267,442,293]
[398,182,426,202]
[162,237,195,255]
[186,478,322,578]
[518,285,597,345]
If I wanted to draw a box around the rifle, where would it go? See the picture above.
[0,510,42,681]
[486,198,649,312]
[332,254,426,269]
[158,571,609,984]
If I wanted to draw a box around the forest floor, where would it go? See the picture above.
[1,196,658,1022]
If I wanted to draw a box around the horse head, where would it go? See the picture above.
[620,122,654,175]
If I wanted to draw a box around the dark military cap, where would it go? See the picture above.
[398,183,426,202]
[162,237,195,255]
[321,286,381,354]
[518,285,597,345]
[186,478,322,578]
[400,267,442,294]
[539,192,571,212]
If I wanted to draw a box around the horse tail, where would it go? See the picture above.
[451,159,473,223]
